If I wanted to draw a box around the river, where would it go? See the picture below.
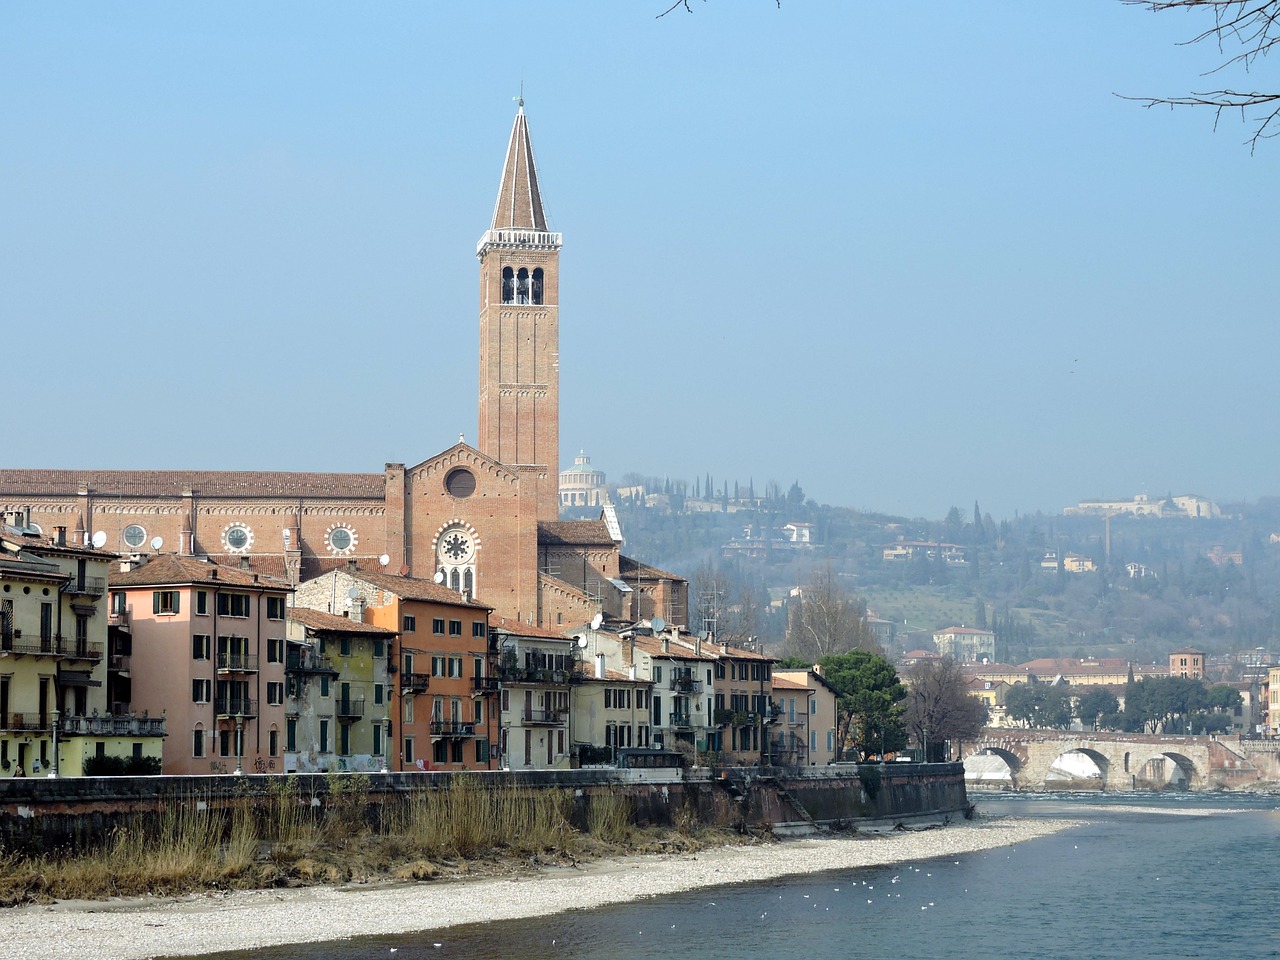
[185,792,1280,960]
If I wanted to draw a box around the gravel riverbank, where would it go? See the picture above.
[0,817,1077,960]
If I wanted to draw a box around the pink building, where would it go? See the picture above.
[109,555,292,775]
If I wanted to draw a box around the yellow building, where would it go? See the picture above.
[1,524,164,777]
[285,607,397,773]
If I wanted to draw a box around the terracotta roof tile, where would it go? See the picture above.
[538,520,616,546]
[288,607,397,636]
[0,469,385,500]
[109,555,292,590]
[339,569,493,609]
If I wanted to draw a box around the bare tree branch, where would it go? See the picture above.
[1121,0,1280,149]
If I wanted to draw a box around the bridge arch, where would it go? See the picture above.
[963,747,1022,789]
[1131,751,1199,791]
[1045,748,1110,789]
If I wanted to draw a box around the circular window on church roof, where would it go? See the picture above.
[123,524,147,549]
[445,468,477,499]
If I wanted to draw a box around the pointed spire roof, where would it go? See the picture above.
[490,104,548,232]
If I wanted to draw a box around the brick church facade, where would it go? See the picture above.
[0,105,688,631]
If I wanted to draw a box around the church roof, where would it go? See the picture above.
[538,519,616,546]
[0,468,385,500]
[491,105,548,232]
[619,555,685,583]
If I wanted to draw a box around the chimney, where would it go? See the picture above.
[352,598,366,623]
[661,636,670,654]
[210,568,219,580]
[347,558,358,572]
[595,652,606,680]
[54,526,66,547]
[239,556,250,571]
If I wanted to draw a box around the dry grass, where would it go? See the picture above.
[0,779,745,905]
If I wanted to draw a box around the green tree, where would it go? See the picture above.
[1076,688,1120,731]
[817,650,907,760]
[902,658,988,761]
[1004,683,1073,730]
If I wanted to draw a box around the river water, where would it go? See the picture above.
[191,792,1280,960]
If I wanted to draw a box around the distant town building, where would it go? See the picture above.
[932,626,996,663]
[881,540,967,564]
[1205,545,1244,568]
[1170,647,1205,680]
[1064,493,1220,519]
[1062,553,1097,574]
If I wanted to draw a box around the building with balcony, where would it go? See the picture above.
[284,607,395,773]
[1,524,164,777]
[109,555,289,775]
[294,568,495,772]
[491,620,575,770]
[571,653,653,762]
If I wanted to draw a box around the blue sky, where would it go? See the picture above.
[3,3,1276,520]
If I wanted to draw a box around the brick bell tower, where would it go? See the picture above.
[477,101,562,523]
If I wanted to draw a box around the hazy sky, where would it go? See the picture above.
[4,3,1276,520]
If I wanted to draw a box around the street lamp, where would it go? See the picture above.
[233,715,244,775]
[49,708,60,778]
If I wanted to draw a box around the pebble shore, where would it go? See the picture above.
[0,817,1076,960]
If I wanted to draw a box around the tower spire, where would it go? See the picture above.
[490,103,547,232]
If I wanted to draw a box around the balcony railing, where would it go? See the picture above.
[668,712,693,729]
[471,676,500,694]
[522,708,565,726]
[1,635,68,658]
[285,651,335,673]
[670,675,702,694]
[108,609,129,628]
[109,653,131,673]
[497,666,571,685]
[335,698,365,719]
[429,720,477,737]
[63,576,106,598]
[216,653,259,673]
[400,672,431,695]
[215,698,258,718]
[3,713,49,732]
[59,713,166,738]
[64,641,104,662]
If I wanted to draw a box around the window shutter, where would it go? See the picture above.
[173,593,180,614]
[153,592,161,614]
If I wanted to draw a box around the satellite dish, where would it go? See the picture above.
[651,616,666,633]
[150,536,164,551]
[590,612,603,631]
[433,571,445,584]
[347,587,360,599]
[91,531,107,549]
[379,554,390,567]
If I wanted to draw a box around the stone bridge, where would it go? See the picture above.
[964,729,1268,791]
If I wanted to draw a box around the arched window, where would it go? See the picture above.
[501,266,515,304]
[450,569,461,591]
[516,267,530,304]
[531,267,544,305]
[463,569,473,595]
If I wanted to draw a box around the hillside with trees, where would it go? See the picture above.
[583,476,1280,670]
